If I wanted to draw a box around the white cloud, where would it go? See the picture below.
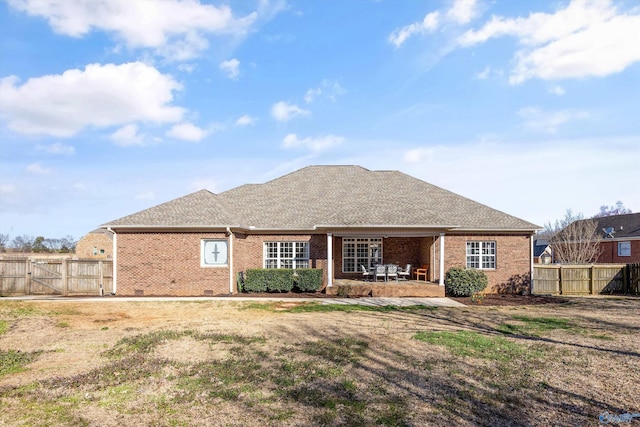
[110,124,146,147]
[271,101,310,122]
[456,0,640,84]
[166,122,207,142]
[389,11,440,47]
[220,58,240,79]
[549,85,566,96]
[0,62,184,137]
[235,115,255,126]
[446,0,479,25]
[389,0,480,47]
[475,66,490,80]
[518,107,589,133]
[282,133,344,152]
[7,0,258,60]
[36,142,75,155]
[304,88,322,104]
[26,161,52,175]
[304,79,346,103]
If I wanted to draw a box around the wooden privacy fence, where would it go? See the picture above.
[532,264,638,296]
[0,257,113,296]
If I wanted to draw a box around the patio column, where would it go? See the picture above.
[327,233,333,287]
[439,233,445,286]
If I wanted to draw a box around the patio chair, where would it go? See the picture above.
[361,265,373,281]
[374,265,387,282]
[386,264,398,282]
[398,264,411,281]
[413,264,428,281]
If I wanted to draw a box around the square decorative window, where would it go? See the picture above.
[201,239,228,267]
[264,242,309,269]
[342,238,383,273]
[618,241,631,257]
[466,241,496,269]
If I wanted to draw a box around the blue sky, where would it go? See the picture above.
[1,0,639,241]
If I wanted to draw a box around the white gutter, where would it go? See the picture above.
[439,233,445,286]
[530,233,535,294]
[227,227,234,295]
[327,233,333,288]
[107,227,117,295]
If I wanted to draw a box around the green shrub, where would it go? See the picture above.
[445,267,488,297]
[243,269,294,293]
[294,269,323,292]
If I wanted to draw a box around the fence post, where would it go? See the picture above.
[62,259,68,296]
[589,265,594,295]
[25,258,31,295]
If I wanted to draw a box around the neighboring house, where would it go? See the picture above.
[592,213,640,263]
[533,240,553,264]
[102,165,541,296]
[75,228,114,259]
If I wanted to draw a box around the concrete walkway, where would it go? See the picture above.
[0,295,465,307]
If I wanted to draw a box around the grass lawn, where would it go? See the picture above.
[0,296,638,426]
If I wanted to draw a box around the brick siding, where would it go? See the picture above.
[597,240,640,263]
[439,233,532,292]
[76,233,113,259]
[115,231,532,296]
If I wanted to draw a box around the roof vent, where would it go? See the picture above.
[603,227,615,238]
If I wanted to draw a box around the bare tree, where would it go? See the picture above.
[0,233,9,252]
[593,200,632,218]
[10,235,36,252]
[550,218,602,264]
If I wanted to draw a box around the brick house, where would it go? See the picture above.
[592,213,640,263]
[75,228,114,258]
[102,165,540,296]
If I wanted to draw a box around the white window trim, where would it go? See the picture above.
[201,239,229,268]
[342,237,383,273]
[466,241,496,270]
[618,241,631,257]
[263,241,310,269]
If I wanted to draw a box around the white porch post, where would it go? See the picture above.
[439,233,445,286]
[327,233,333,288]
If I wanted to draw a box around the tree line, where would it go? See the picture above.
[0,234,77,253]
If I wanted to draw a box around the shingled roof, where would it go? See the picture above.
[104,165,540,231]
[584,213,640,239]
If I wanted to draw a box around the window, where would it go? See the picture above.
[342,238,383,273]
[618,241,631,257]
[201,239,228,267]
[466,241,496,269]
[264,242,309,269]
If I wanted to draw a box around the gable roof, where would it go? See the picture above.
[589,213,640,239]
[103,165,540,232]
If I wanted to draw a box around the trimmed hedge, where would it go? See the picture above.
[241,268,323,293]
[244,269,294,293]
[294,268,323,292]
[444,267,488,297]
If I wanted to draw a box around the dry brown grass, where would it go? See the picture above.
[0,297,638,426]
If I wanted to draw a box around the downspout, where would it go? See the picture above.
[327,233,333,288]
[530,233,535,294]
[439,233,445,286]
[227,227,234,294]
[108,227,117,295]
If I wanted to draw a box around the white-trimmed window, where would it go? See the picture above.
[618,241,631,257]
[466,241,496,269]
[201,239,228,267]
[342,238,383,273]
[264,242,309,269]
